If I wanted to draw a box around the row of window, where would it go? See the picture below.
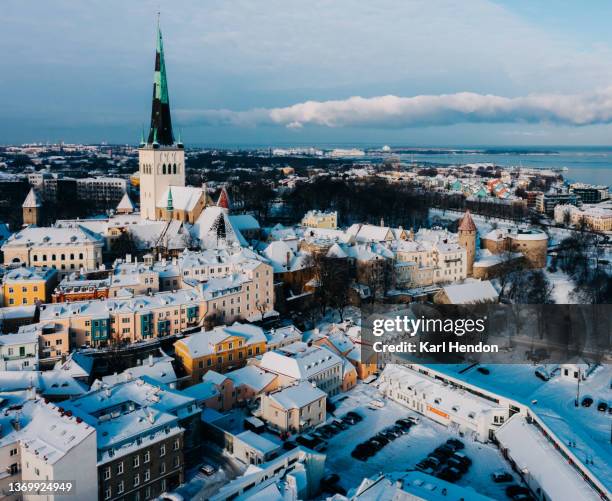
[141,163,181,175]
[32,252,85,261]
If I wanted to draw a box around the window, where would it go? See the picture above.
[117,462,124,474]
[133,473,140,487]
[133,455,140,468]
[9,448,17,456]
[117,481,124,494]
[160,444,166,456]
[103,467,111,480]
[173,456,180,468]
[144,469,150,482]
[173,439,180,450]
[104,487,112,500]
[160,462,166,474]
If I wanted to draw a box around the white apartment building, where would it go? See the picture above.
[20,401,98,501]
[2,227,104,278]
[393,228,467,288]
[259,381,327,433]
[554,202,612,232]
[258,342,343,396]
[0,332,39,371]
[76,177,127,203]
[379,364,508,442]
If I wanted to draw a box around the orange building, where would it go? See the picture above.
[174,323,268,384]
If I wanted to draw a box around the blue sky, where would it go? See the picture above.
[3,0,612,146]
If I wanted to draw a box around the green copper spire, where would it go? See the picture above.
[167,188,173,211]
[146,18,174,145]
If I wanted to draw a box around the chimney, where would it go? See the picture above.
[148,354,154,367]
[126,254,132,263]
[380,217,385,227]
[286,252,291,268]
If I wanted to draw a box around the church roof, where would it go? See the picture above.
[116,192,135,212]
[457,210,477,232]
[146,21,174,146]
[22,188,41,208]
[157,186,203,212]
[192,206,247,249]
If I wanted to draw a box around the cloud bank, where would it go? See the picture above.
[178,88,612,130]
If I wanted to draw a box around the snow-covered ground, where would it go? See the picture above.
[432,363,612,492]
[545,269,576,303]
[319,382,522,500]
[173,447,247,501]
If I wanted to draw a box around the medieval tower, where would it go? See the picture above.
[457,209,477,276]
[22,188,41,226]
[139,20,185,220]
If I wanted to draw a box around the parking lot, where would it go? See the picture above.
[315,382,525,500]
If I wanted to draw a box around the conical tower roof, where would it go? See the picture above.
[457,209,477,232]
[22,188,41,208]
[146,20,174,146]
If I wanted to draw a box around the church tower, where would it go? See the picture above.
[139,19,185,220]
[457,209,477,276]
[22,188,41,226]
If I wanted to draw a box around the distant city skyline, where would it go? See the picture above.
[5,0,612,145]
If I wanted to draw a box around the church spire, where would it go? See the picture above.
[146,18,174,146]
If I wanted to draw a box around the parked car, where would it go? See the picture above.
[296,435,327,452]
[447,457,468,473]
[492,470,513,483]
[351,443,374,461]
[391,424,406,435]
[346,411,363,422]
[597,401,608,412]
[199,464,216,476]
[322,424,338,436]
[283,440,297,451]
[477,367,490,375]
[373,434,390,446]
[407,416,419,424]
[437,466,462,482]
[446,438,465,450]
[581,397,593,407]
[396,419,413,431]
[333,419,348,430]
[506,485,531,498]
[451,452,472,466]
[435,445,455,457]
[534,368,550,381]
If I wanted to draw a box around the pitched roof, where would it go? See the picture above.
[268,381,326,409]
[217,187,231,209]
[457,210,477,232]
[116,192,135,212]
[157,186,204,212]
[22,188,41,208]
[441,280,499,304]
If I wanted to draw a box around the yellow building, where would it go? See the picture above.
[174,323,268,384]
[2,267,58,307]
[301,210,338,229]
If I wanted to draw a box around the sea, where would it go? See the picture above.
[201,144,611,188]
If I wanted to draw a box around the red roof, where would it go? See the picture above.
[457,210,477,232]
[217,187,231,209]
